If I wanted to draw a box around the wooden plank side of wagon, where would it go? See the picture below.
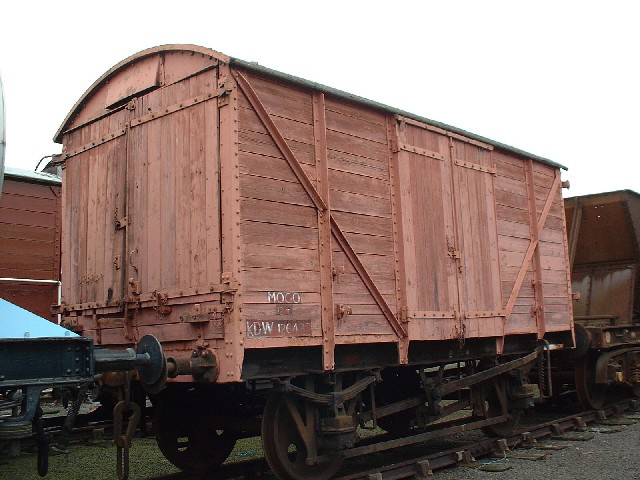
[234,70,404,360]
[0,179,61,303]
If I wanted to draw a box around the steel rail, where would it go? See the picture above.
[335,399,640,480]
[146,399,639,480]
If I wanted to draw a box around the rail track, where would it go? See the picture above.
[141,398,639,480]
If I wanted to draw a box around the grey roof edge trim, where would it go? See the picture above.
[565,189,640,202]
[231,58,567,171]
[4,166,61,186]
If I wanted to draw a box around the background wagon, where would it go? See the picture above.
[0,166,61,321]
[563,190,640,408]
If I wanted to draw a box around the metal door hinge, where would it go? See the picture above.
[446,236,460,259]
[447,248,461,260]
[398,305,408,323]
[128,278,140,296]
[335,303,352,322]
[115,215,128,230]
[217,78,234,107]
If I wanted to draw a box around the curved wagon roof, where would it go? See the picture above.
[55,44,565,170]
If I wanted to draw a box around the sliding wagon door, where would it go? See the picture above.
[449,138,503,339]
[397,118,503,341]
[397,120,460,339]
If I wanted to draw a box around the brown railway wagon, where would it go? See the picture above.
[0,167,61,321]
[54,45,574,478]
[564,190,640,409]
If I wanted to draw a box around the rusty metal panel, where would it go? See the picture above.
[572,266,635,323]
[0,176,61,320]
[566,190,640,326]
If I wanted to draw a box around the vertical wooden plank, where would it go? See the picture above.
[487,152,504,334]
[94,119,108,302]
[128,97,145,302]
[387,116,409,364]
[525,159,546,339]
[190,75,206,287]
[447,137,465,338]
[79,137,89,303]
[146,89,163,294]
[396,121,418,312]
[204,68,222,285]
[175,79,192,290]
[457,159,475,312]
[161,86,177,290]
[313,92,334,370]
[103,120,115,305]
[439,135,458,317]
[219,64,244,382]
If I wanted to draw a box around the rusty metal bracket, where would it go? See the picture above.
[62,127,127,160]
[335,303,352,322]
[115,215,128,230]
[151,291,171,317]
[129,86,228,129]
[399,143,445,161]
[438,349,541,397]
[277,375,376,406]
[454,159,497,175]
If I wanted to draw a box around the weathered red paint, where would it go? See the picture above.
[54,45,574,382]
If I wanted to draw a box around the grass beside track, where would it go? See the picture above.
[0,435,267,480]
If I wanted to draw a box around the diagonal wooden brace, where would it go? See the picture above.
[233,70,327,211]
[234,69,405,339]
[505,173,562,317]
[331,217,407,338]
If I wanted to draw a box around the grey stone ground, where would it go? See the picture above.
[2,410,639,479]
[434,422,640,480]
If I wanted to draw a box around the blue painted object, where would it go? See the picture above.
[0,298,77,339]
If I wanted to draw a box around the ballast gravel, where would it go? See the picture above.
[434,420,640,480]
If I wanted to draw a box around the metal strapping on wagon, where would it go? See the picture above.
[60,85,231,161]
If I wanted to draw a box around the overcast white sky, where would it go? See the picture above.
[1,0,638,196]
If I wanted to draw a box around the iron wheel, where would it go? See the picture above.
[575,354,608,410]
[262,393,343,480]
[154,396,236,474]
[480,378,522,437]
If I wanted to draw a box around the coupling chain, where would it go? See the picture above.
[113,373,141,480]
